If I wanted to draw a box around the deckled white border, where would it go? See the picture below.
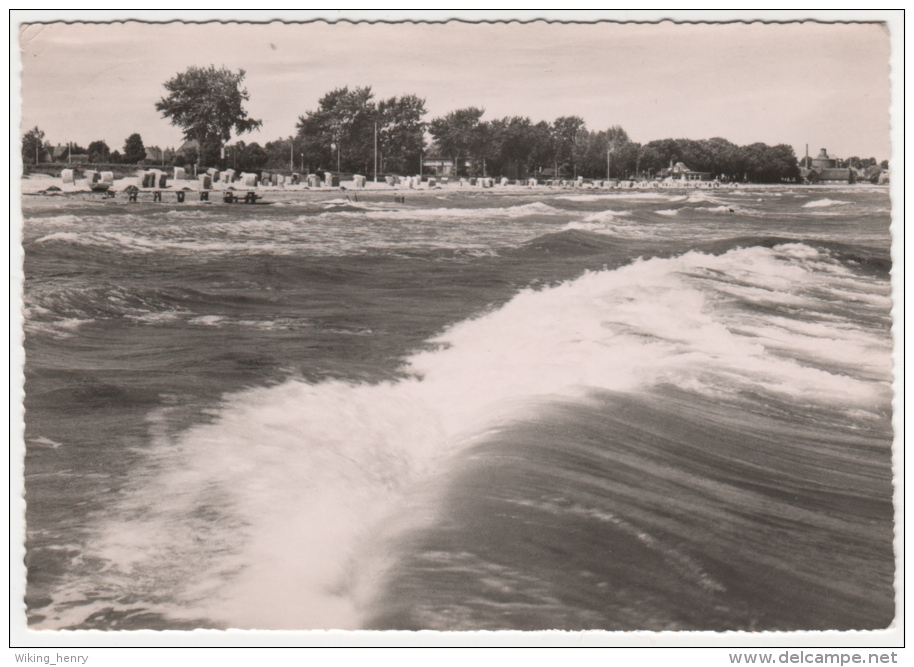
[7,8,905,653]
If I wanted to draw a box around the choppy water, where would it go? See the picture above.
[19,186,896,631]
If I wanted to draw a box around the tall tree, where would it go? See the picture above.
[296,86,377,174]
[603,125,638,178]
[495,116,537,177]
[572,128,601,177]
[232,141,268,173]
[264,137,294,171]
[21,126,46,164]
[552,115,585,177]
[528,120,556,175]
[704,137,742,180]
[155,65,262,167]
[377,94,427,175]
[123,133,146,164]
[88,140,110,163]
[428,107,486,177]
[637,144,664,177]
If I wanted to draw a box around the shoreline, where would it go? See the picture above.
[19,173,887,206]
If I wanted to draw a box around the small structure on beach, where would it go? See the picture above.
[137,170,165,188]
[659,161,712,182]
[147,169,167,188]
[421,157,472,178]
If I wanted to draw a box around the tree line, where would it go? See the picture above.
[22,65,887,183]
[22,127,151,165]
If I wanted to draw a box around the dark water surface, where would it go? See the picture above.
[20,186,895,631]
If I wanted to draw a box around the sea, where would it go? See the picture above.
[18,184,896,632]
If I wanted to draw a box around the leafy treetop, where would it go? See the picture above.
[155,65,262,164]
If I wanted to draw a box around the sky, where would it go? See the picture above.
[16,13,895,162]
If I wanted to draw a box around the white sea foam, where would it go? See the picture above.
[23,214,82,225]
[35,231,162,253]
[555,193,673,202]
[317,201,563,221]
[188,315,225,326]
[23,317,92,339]
[26,201,571,259]
[803,198,850,208]
[698,204,747,214]
[561,209,632,233]
[125,310,186,324]
[581,209,632,223]
[561,221,617,233]
[28,436,65,450]
[44,242,891,631]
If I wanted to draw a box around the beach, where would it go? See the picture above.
[20,182,895,631]
[19,170,762,198]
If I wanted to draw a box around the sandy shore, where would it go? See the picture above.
[19,172,880,204]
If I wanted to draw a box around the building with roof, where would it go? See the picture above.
[176,139,200,157]
[811,168,855,184]
[811,148,838,170]
[144,146,165,164]
[658,161,711,182]
[802,147,853,184]
[43,145,73,162]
